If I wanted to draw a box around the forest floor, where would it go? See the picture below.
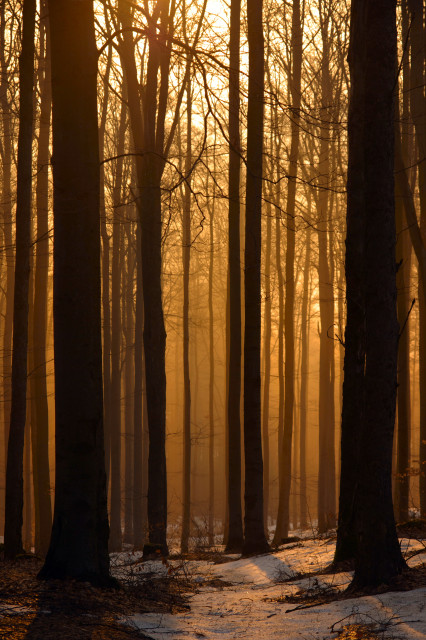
[1,525,426,639]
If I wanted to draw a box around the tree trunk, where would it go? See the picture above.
[208,139,216,547]
[299,222,311,530]
[109,100,127,552]
[348,0,407,589]
[124,223,135,545]
[31,3,52,557]
[273,0,302,545]
[262,199,272,536]
[225,0,243,552]
[0,2,15,536]
[317,8,336,534]
[407,0,426,517]
[133,222,146,549]
[243,0,269,555]
[394,95,412,524]
[118,0,168,552]
[39,0,111,585]
[4,0,36,559]
[99,46,113,486]
[181,74,192,553]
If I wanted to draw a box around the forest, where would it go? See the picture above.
[0,0,426,638]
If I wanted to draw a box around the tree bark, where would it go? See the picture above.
[109,100,127,552]
[243,0,269,555]
[262,198,272,536]
[273,0,302,544]
[133,221,146,550]
[181,74,192,554]
[317,6,336,534]
[348,0,407,589]
[225,0,243,552]
[31,2,52,557]
[117,0,169,552]
[4,0,36,559]
[299,222,311,530]
[39,0,111,585]
[0,2,15,535]
[124,223,135,545]
[407,0,426,517]
[208,139,216,547]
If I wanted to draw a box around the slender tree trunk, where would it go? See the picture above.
[39,0,111,584]
[262,200,272,535]
[180,72,192,553]
[99,46,113,485]
[208,140,216,547]
[31,4,52,557]
[225,0,243,552]
[133,222,146,549]
[299,223,311,530]
[109,101,127,552]
[124,224,135,545]
[118,0,168,552]
[394,90,412,523]
[273,0,302,544]
[23,416,32,551]
[0,3,15,535]
[4,0,36,559]
[317,9,336,533]
[243,0,269,555]
[406,0,426,517]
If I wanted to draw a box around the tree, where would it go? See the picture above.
[109,99,127,552]
[243,0,269,556]
[273,0,303,545]
[39,0,111,585]
[316,2,336,534]
[340,0,407,588]
[181,72,192,554]
[4,0,36,559]
[225,0,244,553]
[31,1,52,556]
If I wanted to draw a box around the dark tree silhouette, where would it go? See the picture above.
[337,0,407,587]
[39,0,111,585]
[4,0,36,559]
[225,0,244,553]
[242,0,269,556]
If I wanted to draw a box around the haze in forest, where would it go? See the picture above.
[0,0,422,597]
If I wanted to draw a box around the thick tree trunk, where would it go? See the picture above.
[225,0,243,553]
[4,0,36,559]
[39,0,111,585]
[349,0,407,588]
[334,1,366,566]
[243,0,269,555]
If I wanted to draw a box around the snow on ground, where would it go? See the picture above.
[120,536,426,639]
